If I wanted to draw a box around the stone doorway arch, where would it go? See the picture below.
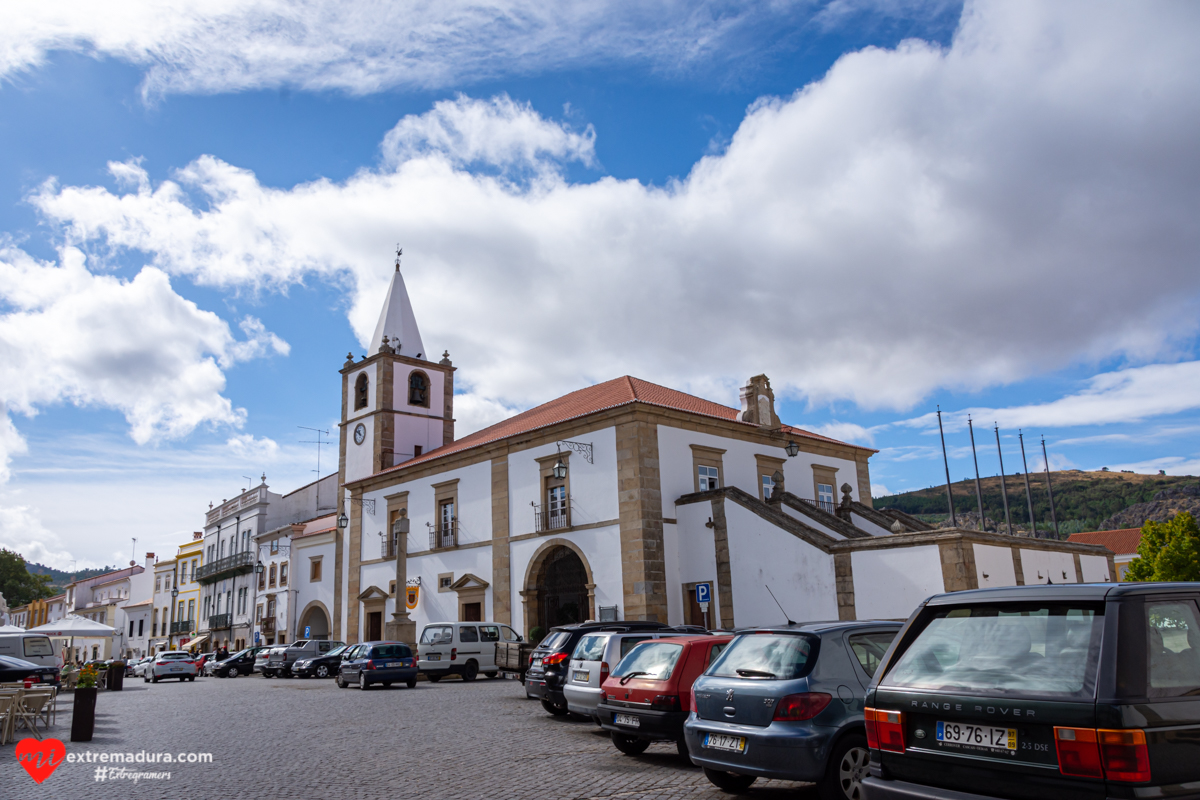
[297,601,331,640]
[520,538,596,636]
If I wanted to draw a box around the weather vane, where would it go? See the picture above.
[395,244,403,271]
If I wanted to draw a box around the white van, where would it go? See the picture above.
[417,622,522,682]
[0,634,61,671]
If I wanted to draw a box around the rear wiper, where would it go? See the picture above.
[735,668,776,678]
[619,671,648,685]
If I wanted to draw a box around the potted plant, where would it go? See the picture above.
[71,665,99,742]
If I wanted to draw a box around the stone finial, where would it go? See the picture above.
[261,473,266,484]
[771,470,785,497]
[344,351,356,368]
[738,374,782,429]
[840,483,853,506]
[379,335,396,354]
[890,519,906,534]
[439,350,452,366]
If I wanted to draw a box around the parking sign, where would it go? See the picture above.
[304,625,311,638]
[696,582,712,604]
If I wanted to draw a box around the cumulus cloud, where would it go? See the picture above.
[21,2,1200,432]
[0,0,819,98]
[810,421,878,446]
[0,504,76,570]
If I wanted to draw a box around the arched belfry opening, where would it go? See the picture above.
[522,541,594,633]
[355,372,370,410]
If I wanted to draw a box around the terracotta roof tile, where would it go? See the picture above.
[369,375,866,480]
[1067,528,1143,555]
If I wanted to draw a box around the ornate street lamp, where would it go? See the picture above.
[784,439,800,458]
[171,586,179,600]
[551,458,568,480]
[254,561,265,576]
[337,512,349,529]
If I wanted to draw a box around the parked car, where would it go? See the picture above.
[336,641,418,690]
[0,654,59,685]
[861,582,1200,800]
[144,651,199,683]
[212,646,270,678]
[260,645,288,677]
[266,639,345,678]
[597,634,733,756]
[194,653,211,673]
[0,633,60,671]
[125,656,152,677]
[293,644,350,678]
[684,620,901,798]
[526,621,671,715]
[565,628,699,720]
[129,656,155,678]
[417,622,521,682]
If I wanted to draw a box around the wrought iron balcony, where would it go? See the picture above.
[208,613,232,630]
[195,551,255,584]
[798,497,838,514]
[428,520,457,550]
[534,497,572,532]
[170,620,194,634]
[261,618,275,634]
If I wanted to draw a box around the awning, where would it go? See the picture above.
[184,634,208,650]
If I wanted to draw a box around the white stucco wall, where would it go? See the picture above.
[851,512,893,537]
[852,545,944,621]
[346,363,377,421]
[393,364,445,418]
[508,525,624,637]
[293,534,337,639]
[973,544,1018,588]
[1079,554,1112,583]
[1021,548,1079,584]
[779,503,848,539]
[405,545,495,634]
[666,502,723,625]
[344,414,376,484]
[723,503,838,628]
[507,427,619,535]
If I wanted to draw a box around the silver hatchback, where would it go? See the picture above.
[564,631,689,719]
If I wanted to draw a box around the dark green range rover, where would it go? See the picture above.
[862,583,1200,800]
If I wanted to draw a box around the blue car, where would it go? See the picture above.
[336,641,418,690]
[685,620,901,799]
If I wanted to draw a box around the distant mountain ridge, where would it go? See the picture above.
[26,562,118,595]
[874,471,1198,534]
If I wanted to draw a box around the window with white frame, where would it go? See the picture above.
[817,483,835,508]
[762,474,775,499]
[698,465,720,491]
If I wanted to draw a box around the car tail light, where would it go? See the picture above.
[529,653,536,666]
[600,662,610,685]
[1055,727,1103,778]
[773,693,832,722]
[652,694,682,712]
[542,652,568,667]
[450,648,457,661]
[864,708,905,752]
[690,684,698,713]
[1099,729,1151,783]
[365,660,376,670]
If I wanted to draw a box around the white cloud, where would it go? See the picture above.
[0,504,75,570]
[18,3,1200,427]
[871,483,892,498]
[1106,455,1200,476]
[809,421,877,446]
[0,0,817,98]
[225,434,281,461]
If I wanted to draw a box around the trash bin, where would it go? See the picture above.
[107,662,125,691]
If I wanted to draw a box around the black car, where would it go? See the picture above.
[863,582,1200,800]
[525,621,671,716]
[0,654,58,685]
[212,646,270,678]
[293,644,349,678]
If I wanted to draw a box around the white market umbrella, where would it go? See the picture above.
[0,624,26,633]
[29,615,118,664]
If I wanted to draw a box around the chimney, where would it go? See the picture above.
[193,531,203,541]
[145,553,156,568]
[738,374,781,429]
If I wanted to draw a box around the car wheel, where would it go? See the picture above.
[188,676,195,682]
[611,733,650,756]
[263,670,273,678]
[818,735,870,800]
[228,667,239,678]
[541,698,568,716]
[315,665,329,678]
[143,675,149,683]
[427,673,441,683]
[358,672,369,690]
[336,673,347,689]
[151,675,159,683]
[702,768,757,794]
[486,671,499,679]
[463,661,478,681]
[406,677,417,689]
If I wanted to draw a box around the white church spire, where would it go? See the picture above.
[369,248,426,359]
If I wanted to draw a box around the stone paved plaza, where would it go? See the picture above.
[4,675,816,799]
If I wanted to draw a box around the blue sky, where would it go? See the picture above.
[1,1,1199,568]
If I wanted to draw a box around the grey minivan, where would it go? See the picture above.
[685,620,901,799]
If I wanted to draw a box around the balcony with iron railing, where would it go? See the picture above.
[209,613,232,630]
[533,497,573,532]
[428,520,458,550]
[170,620,194,635]
[795,497,838,514]
[195,550,255,584]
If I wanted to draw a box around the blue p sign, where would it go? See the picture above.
[304,626,311,638]
[696,583,712,604]
[254,631,260,644]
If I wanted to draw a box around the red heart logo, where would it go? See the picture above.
[15,738,65,784]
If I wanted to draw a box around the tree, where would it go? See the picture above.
[1125,512,1200,582]
[0,549,55,607]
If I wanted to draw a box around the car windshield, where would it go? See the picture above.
[289,640,310,649]
[419,626,453,645]
[613,642,684,681]
[708,633,817,680]
[159,653,190,661]
[227,649,250,660]
[22,638,53,657]
[572,634,607,661]
[538,631,571,650]
[882,603,1104,699]
[325,645,349,658]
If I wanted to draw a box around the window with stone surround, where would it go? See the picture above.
[279,561,288,586]
[812,463,839,512]
[310,557,322,582]
[355,372,370,410]
[408,371,430,407]
[691,444,726,492]
[755,454,785,501]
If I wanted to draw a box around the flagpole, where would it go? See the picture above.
[968,416,985,531]
[1019,430,1038,537]
[937,406,957,527]
[995,424,1013,536]
[1041,436,1060,539]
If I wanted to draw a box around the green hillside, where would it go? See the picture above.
[874,470,1198,535]
[26,562,118,595]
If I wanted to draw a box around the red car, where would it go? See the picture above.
[597,635,733,758]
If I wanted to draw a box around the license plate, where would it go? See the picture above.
[936,721,1016,752]
[573,670,590,682]
[387,662,401,668]
[614,713,641,727]
[427,654,441,661]
[170,667,182,671]
[533,657,542,666]
[704,734,747,753]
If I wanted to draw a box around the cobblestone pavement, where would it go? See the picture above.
[4,675,817,800]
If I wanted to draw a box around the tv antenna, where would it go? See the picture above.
[299,426,331,511]
[765,584,796,626]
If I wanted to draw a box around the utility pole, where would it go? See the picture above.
[1041,436,1060,539]
[968,416,985,531]
[994,425,1014,536]
[1018,431,1038,537]
[937,406,957,527]
[299,426,331,510]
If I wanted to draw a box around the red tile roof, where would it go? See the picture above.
[1067,528,1143,555]
[368,375,867,481]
